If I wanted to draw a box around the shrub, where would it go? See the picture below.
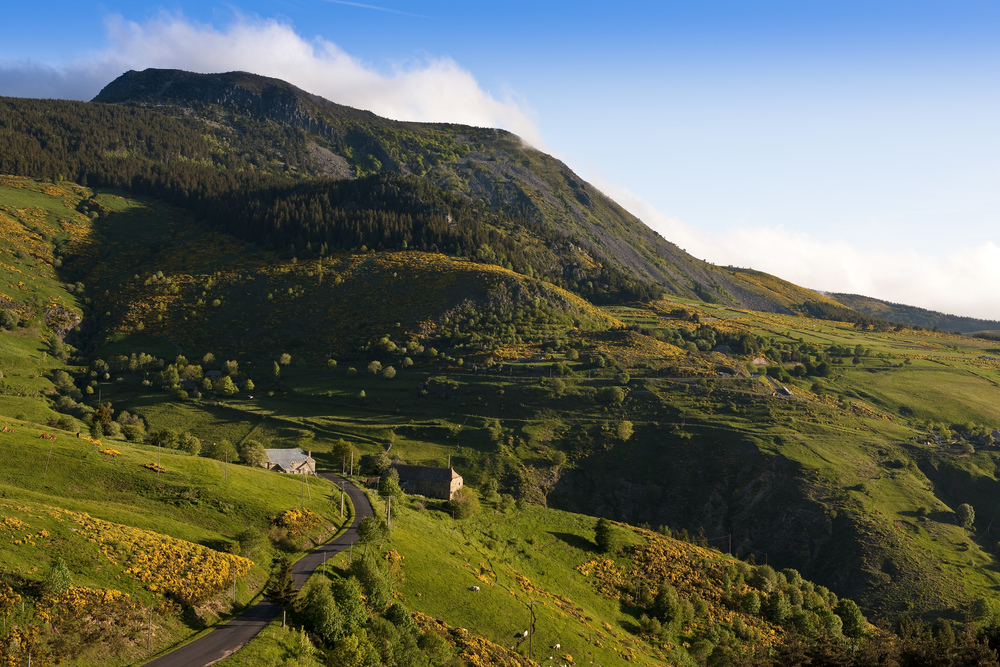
[45,558,72,598]
[448,486,481,519]
[594,517,625,554]
[367,451,391,475]
[378,468,403,497]
[741,590,761,615]
[598,386,625,405]
[239,439,268,467]
[957,503,975,530]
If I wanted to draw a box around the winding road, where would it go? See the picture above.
[143,472,374,667]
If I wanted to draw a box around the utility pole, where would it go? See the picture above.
[147,604,153,650]
[526,601,540,659]
[340,482,345,518]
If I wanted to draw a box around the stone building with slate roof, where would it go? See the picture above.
[386,464,463,500]
[265,448,316,475]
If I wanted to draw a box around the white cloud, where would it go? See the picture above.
[0,12,542,146]
[601,183,1000,322]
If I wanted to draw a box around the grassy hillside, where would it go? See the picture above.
[0,417,347,665]
[220,489,861,667]
[5,176,1000,664]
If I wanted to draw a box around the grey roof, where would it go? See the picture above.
[389,464,460,483]
[265,448,313,470]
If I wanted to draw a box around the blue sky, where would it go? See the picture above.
[3,1,1000,319]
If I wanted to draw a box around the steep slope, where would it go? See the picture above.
[87,68,833,313]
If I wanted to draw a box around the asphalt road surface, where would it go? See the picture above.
[143,471,374,667]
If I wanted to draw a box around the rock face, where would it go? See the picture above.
[43,305,83,340]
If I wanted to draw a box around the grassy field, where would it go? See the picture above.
[5,179,1000,663]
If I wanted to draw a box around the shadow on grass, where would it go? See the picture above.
[549,531,595,553]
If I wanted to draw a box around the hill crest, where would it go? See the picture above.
[87,68,846,317]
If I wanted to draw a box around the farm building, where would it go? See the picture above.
[265,448,315,475]
[385,464,463,500]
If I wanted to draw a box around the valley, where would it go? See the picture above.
[0,70,998,665]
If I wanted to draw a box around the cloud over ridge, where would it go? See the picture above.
[0,12,542,146]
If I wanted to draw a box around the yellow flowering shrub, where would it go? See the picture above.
[36,586,146,656]
[71,512,252,605]
[272,508,321,536]
[0,625,48,667]
[1,516,28,531]
[0,581,21,617]
[99,448,121,456]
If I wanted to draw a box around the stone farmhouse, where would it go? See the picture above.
[265,448,316,475]
[386,464,463,500]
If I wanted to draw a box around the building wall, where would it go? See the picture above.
[405,480,451,500]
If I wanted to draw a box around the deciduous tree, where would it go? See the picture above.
[594,517,624,554]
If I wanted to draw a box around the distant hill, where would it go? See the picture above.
[827,292,1000,334]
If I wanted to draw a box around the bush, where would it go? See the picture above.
[763,591,791,624]
[594,517,625,554]
[378,468,403,497]
[448,486,480,519]
[653,583,681,624]
[239,439,268,467]
[178,432,201,455]
[205,439,238,462]
[45,558,72,597]
[150,429,178,450]
[957,503,975,530]
[367,451,391,475]
[598,386,625,405]
[122,424,146,443]
[741,590,761,615]
[0,310,19,329]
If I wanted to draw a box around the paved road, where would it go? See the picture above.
[144,472,373,667]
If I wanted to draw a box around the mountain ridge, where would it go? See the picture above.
[827,292,1000,334]
[87,68,845,316]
